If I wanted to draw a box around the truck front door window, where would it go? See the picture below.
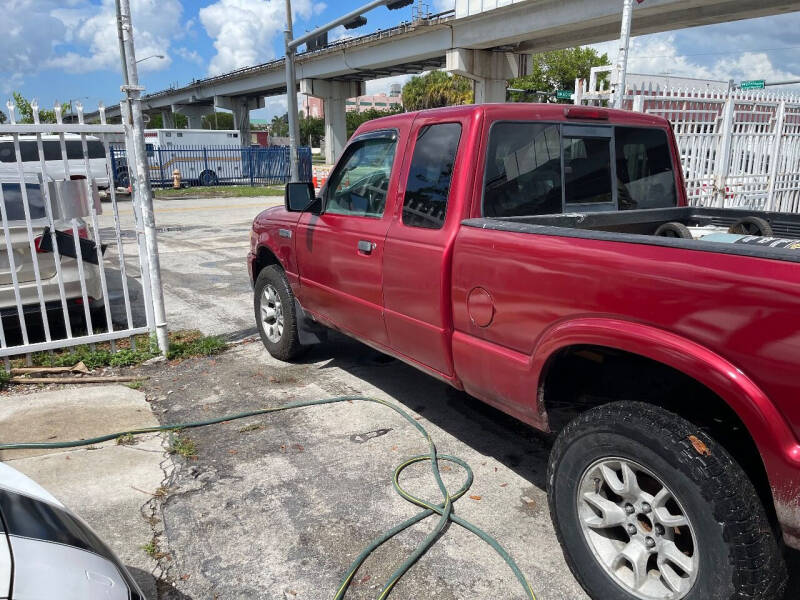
[327,136,397,218]
[563,136,613,205]
[402,123,462,229]
[483,122,562,217]
[615,127,677,210]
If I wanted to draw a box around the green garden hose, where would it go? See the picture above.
[0,395,536,599]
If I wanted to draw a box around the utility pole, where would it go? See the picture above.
[116,0,169,354]
[613,0,634,109]
[284,0,301,182]
[284,0,411,180]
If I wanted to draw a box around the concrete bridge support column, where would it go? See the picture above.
[171,104,213,129]
[301,79,365,164]
[161,110,175,129]
[446,48,528,104]
[214,96,265,145]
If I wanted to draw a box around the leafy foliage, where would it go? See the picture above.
[401,71,473,111]
[11,92,69,124]
[0,368,9,390]
[165,330,226,360]
[270,113,289,137]
[146,112,188,129]
[508,47,609,102]
[300,114,324,146]
[0,110,6,124]
[201,111,235,130]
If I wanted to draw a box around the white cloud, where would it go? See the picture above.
[590,33,800,86]
[365,74,412,95]
[199,0,326,76]
[46,0,182,74]
[175,47,204,66]
[0,0,67,90]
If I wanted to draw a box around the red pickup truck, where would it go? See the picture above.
[248,103,798,600]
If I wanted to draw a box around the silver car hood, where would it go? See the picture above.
[0,463,145,600]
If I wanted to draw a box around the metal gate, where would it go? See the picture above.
[0,100,155,365]
[576,73,800,212]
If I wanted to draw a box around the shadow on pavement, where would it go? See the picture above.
[126,566,195,600]
[304,332,800,599]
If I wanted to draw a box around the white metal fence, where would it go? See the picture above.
[577,75,800,212]
[0,100,154,365]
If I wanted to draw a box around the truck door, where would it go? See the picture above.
[383,117,468,376]
[295,129,403,346]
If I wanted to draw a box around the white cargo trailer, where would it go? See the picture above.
[142,129,244,186]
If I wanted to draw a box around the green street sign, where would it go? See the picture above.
[740,80,765,90]
[556,90,573,100]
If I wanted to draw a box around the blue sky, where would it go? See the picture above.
[3,0,800,122]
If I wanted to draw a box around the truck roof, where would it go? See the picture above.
[353,102,671,135]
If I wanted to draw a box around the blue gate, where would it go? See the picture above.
[110,144,312,188]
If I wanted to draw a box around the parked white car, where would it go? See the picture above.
[0,462,146,599]
[0,134,110,189]
[0,174,103,329]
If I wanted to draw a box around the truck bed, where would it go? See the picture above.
[464,207,800,264]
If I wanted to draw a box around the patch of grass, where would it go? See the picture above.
[13,330,226,372]
[238,422,264,433]
[154,185,284,199]
[0,369,10,390]
[116,433,135,445]
[125,380,144,390]
[168,434,197,458]
[142,539,158,558]
[166,331,226,360]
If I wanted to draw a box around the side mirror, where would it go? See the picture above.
[285,181,315,212]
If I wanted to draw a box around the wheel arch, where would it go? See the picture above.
[252,244,283,281]
[533,317,800,536]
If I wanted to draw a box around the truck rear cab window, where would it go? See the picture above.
[615,127,677,209]
[563,135,613,206]
[402,123,462,229]
[326,133,397,218]
[483,122,562,217]
[1,183,46,221]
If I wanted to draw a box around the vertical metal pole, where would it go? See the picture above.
[613,0,633,109]
[285,0,301,182]
[117,0,169,354]
[715,95,736,208]
[766,100,786,212]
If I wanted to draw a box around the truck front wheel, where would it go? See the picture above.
[548,401,786,600]
[253,265,305,361]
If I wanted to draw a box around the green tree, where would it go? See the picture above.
[270,113,289,137]
[299,114,324,146]
[346,106,403,138]
[146,112,188,129]
[11,92,69,123]
[402,71,473,111]
[0,110,6,124]
[201,111,235,130]
[508,47,608,102]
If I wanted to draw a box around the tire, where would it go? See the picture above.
[729,216,773,237]
[654,222,693,239]
[548,401,786,600]
[253,265,305,361]
[199,170,218,187]
[115,169,130,189]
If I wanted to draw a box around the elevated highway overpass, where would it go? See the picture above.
[98,0,799,163]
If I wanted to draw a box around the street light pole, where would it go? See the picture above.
[284,0,405,180]
[613,0,634,109]
[284,0,301,182]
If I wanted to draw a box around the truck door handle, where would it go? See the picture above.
[357,240,376,254]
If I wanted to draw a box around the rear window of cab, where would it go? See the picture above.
[483,122,677,217]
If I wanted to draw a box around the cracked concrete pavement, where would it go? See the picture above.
[141,335,588,600]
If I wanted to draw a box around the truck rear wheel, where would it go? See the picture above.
[548,401,786,600]
[253,265,305,361]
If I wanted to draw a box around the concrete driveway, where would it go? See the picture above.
[140,334,588,600]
